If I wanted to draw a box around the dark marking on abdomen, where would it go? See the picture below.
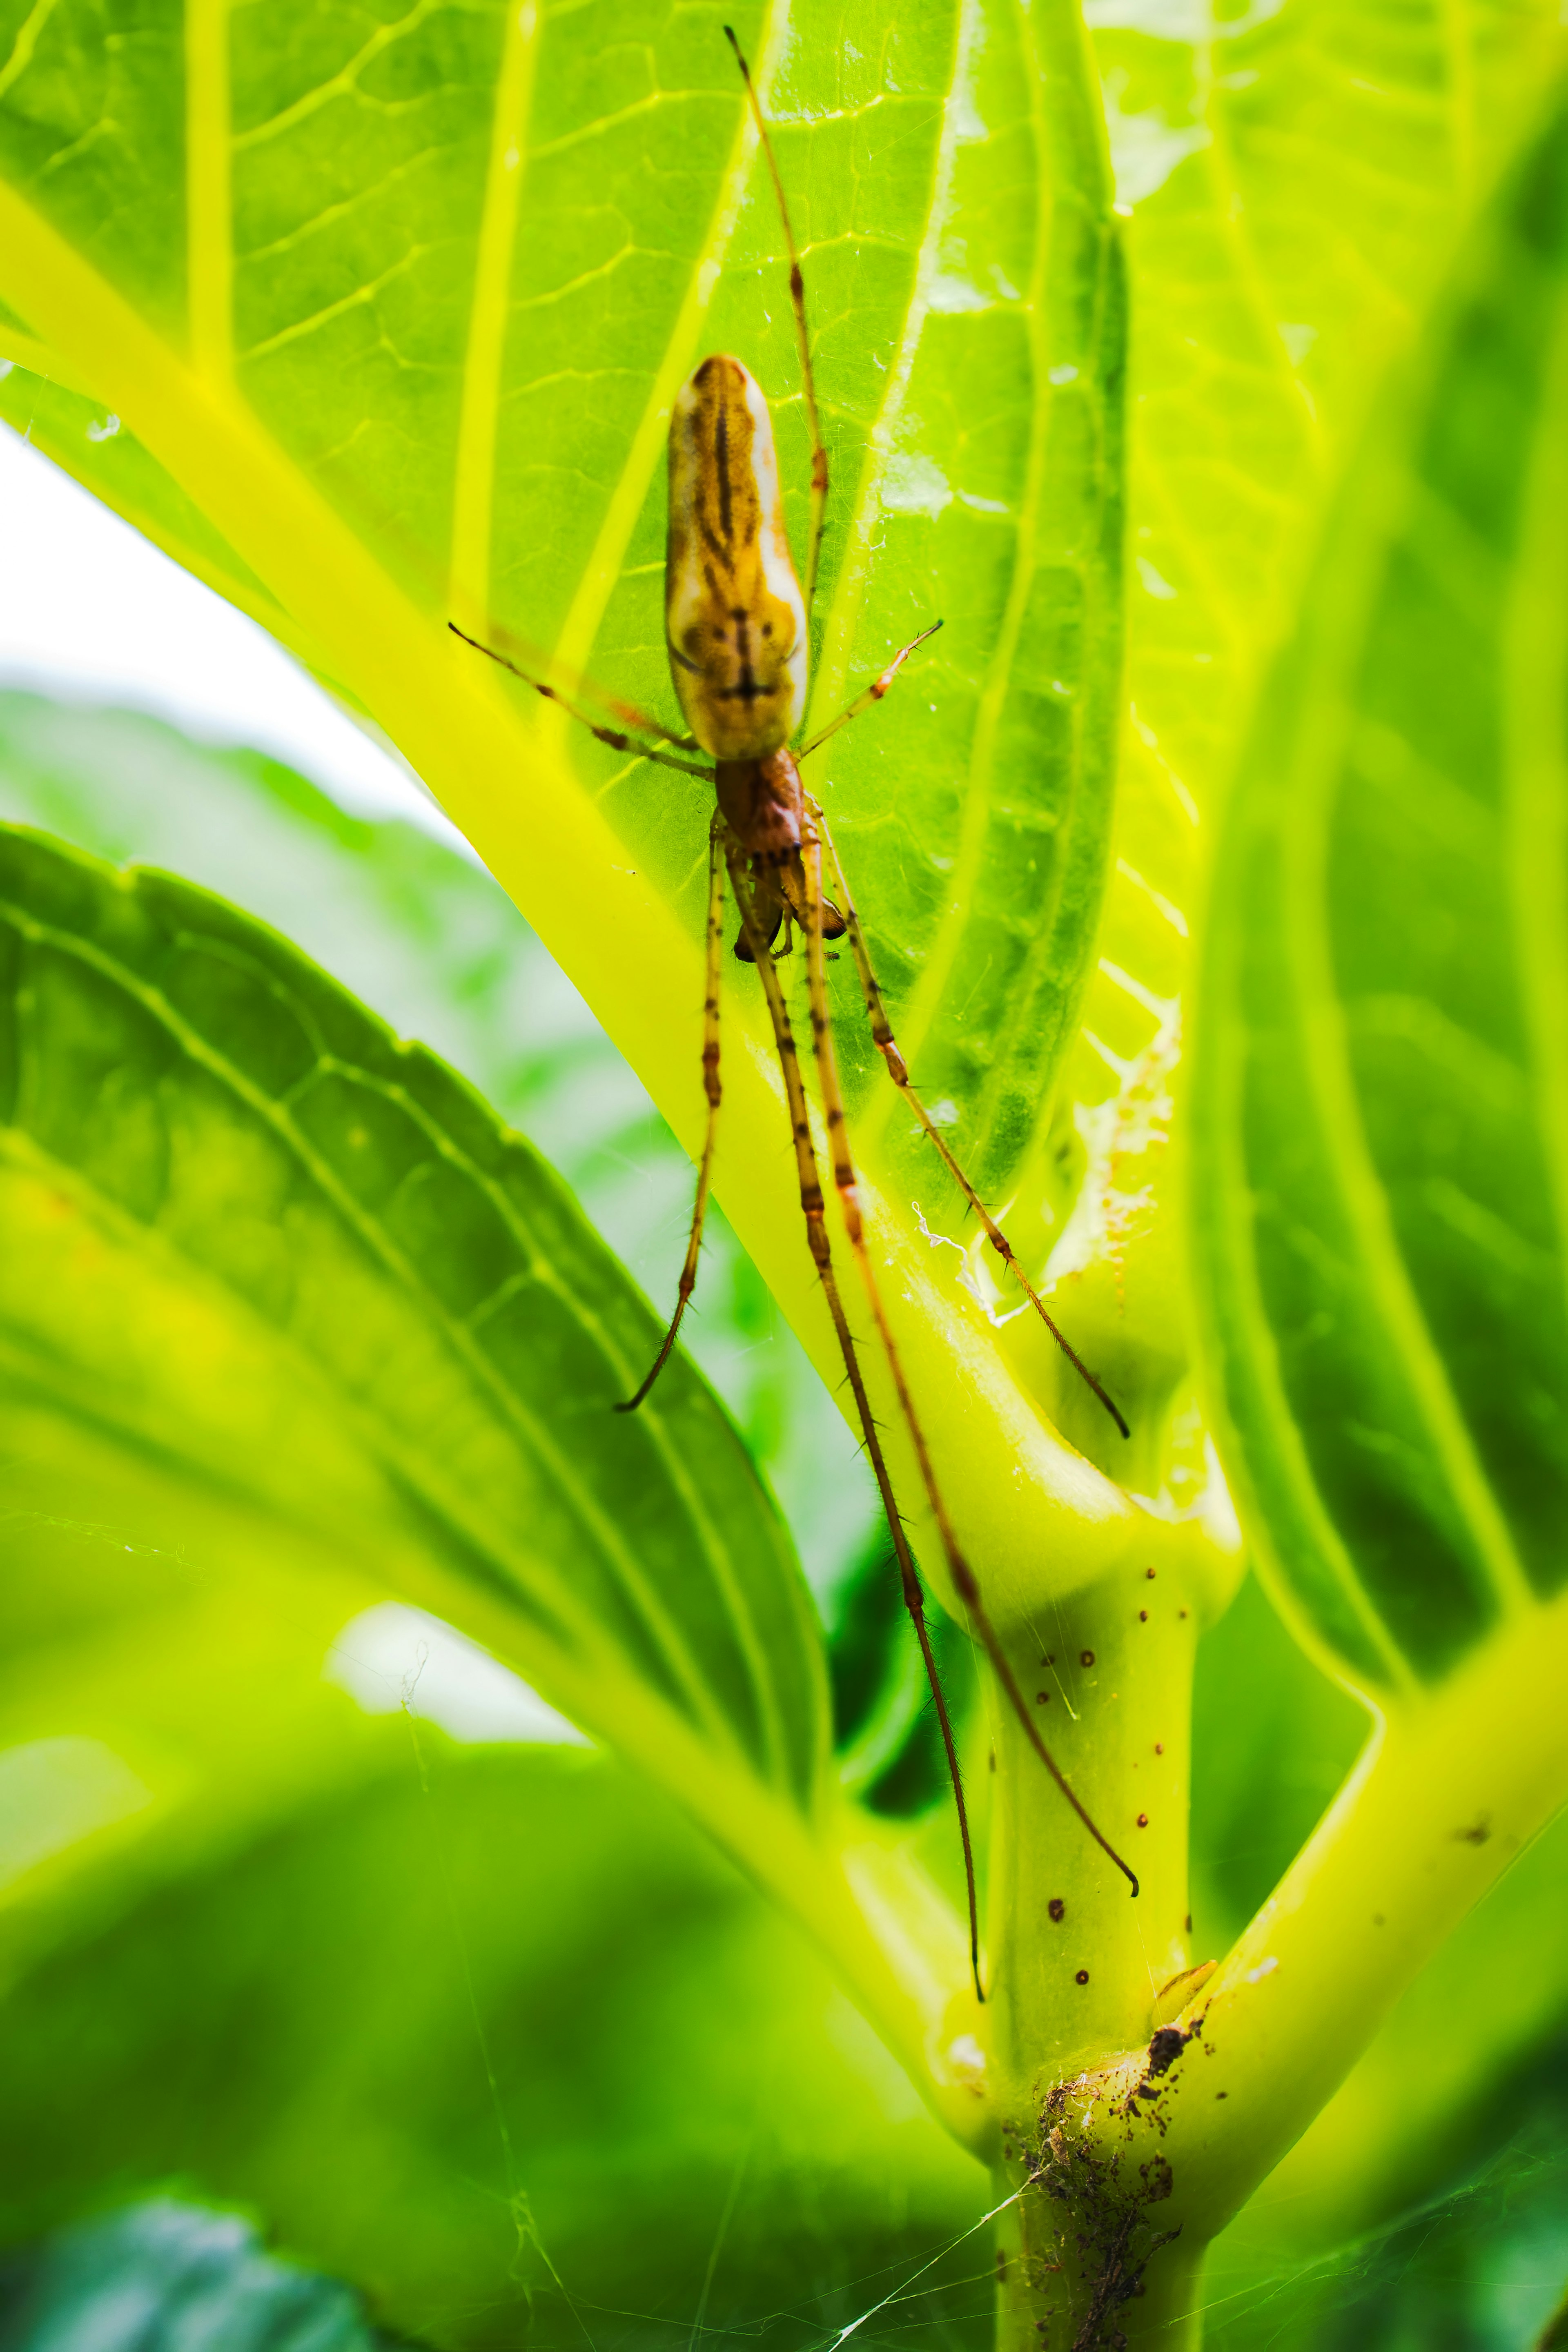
[715,400,733,546]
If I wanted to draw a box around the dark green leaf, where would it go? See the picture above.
[1189,1572,1367,1952]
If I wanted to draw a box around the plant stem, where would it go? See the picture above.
[993,2202,1204,2350]
[983,1568,1201,2343]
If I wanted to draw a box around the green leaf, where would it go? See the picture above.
[0,1508,394,1984]
[1206,2109,1568,2352]
[0,686,880,1601]
[1049,0,1564,1427]
[1191,76,1568,1693]
[0,0,1145,1597]
[0,2200,401,2351]
[0,822,843,1933]
[1092,0,1563,817]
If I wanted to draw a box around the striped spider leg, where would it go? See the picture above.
[800,786,1130,1442]
[723,832,982,1976]
[448,620,710,776]
[616,813,726,1414]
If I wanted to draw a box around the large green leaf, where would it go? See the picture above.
[1093,0,1562,817]
[1047,0,1565,1419]
[1191,80,1568,1694]
[0,0,1149,1600]
[0,824,881,1990]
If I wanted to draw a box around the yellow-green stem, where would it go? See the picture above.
[985,1570,1200,2341]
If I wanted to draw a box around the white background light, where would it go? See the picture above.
[0,419,459,841]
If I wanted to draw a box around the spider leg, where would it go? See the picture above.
[450,623,712,778]
[726,840,986,2000]
[726,27,829,626]
[617,817,726,1412]
[797,621,943,760]
[807,792,1129,1440]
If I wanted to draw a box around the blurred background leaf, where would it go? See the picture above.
[0,1732,989,2352]
[0,2199,406,2352]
